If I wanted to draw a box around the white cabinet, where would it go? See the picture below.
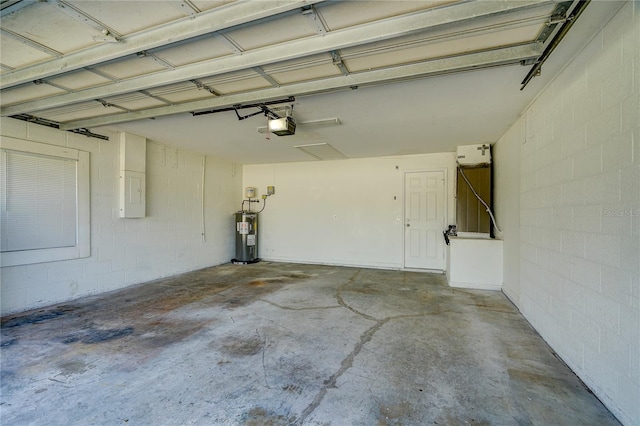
[446,236,503,291]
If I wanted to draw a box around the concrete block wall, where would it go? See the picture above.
[0,117,242,315]
[495,3,639,424]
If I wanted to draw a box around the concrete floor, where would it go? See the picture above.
[1,262,619,425]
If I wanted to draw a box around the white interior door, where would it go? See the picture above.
[404,171,445,270]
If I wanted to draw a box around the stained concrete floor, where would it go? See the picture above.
[1,262,620,425]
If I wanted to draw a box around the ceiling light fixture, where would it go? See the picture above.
[268,116,296,136]
[258,117,341,134]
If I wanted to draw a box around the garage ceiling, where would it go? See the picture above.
[0,0,622,163]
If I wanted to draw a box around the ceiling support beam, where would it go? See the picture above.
[0,0,327,88]
[59,43,543,130]
[2,0,552,116]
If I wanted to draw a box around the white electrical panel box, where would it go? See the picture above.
[456,144,491,166]
[119,132,146,218]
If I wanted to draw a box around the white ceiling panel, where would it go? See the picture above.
[68,1,190,35]
[45,69,114,91]
[101,94,168,111]
[224,13,317,51]
[145,81,215,104]
[208,76,274,95]
[270,63,342,85]
[152,36,233,67]
[190,0,237,13]
[344,24,543,72]
[0,36,53,70]
[317,0,456,31]
[261,53,333,73]
[1,2,102,54]
[262,53,340,84]
[90,56,170,80]
[1,83,67,106]
[37,101,124,122]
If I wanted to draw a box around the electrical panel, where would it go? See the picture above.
[119,132,146,218]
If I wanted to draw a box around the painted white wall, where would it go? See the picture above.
[243,153,456,269]
[0,117,242,315]
[493,120,522,303]
[493,3,639,424]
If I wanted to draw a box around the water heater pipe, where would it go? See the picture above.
[458,166,502,234]
[201,156,206,242]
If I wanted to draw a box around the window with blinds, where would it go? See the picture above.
[1,150,77,252]
[0,137,90,267]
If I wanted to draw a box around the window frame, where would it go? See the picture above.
[0,137,90,267]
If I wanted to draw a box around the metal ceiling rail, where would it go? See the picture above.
[2,0,552,116]
[59,43,543,130]
[192,96,295,117]
[521,0,590,89]
[0,0,326,88]
[10,114,110,140]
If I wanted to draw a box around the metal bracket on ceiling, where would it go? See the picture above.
[233,105,280,121]
[68,127,111,140]
[546,15,571,27]
[533,1,573,46]
[521,0,590,90]
[330,51,349,77]
[96,98,129,112]
[189,79,220,96]
[252,67,281,88]
[302,5,327,35]
[10,114,110,140]
[136,50,175,70]
[192,96,295,120]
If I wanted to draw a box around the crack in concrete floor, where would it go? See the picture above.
[0,262,621,425]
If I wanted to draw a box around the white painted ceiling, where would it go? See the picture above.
[0,0,623,164]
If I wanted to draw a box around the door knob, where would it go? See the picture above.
[406,224,410,227]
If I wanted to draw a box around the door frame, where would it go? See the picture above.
[402,167,449,271]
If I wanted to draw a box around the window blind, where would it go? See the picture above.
[1,150,77,253]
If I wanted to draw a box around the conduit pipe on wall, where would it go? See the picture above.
[201,155,206,242]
